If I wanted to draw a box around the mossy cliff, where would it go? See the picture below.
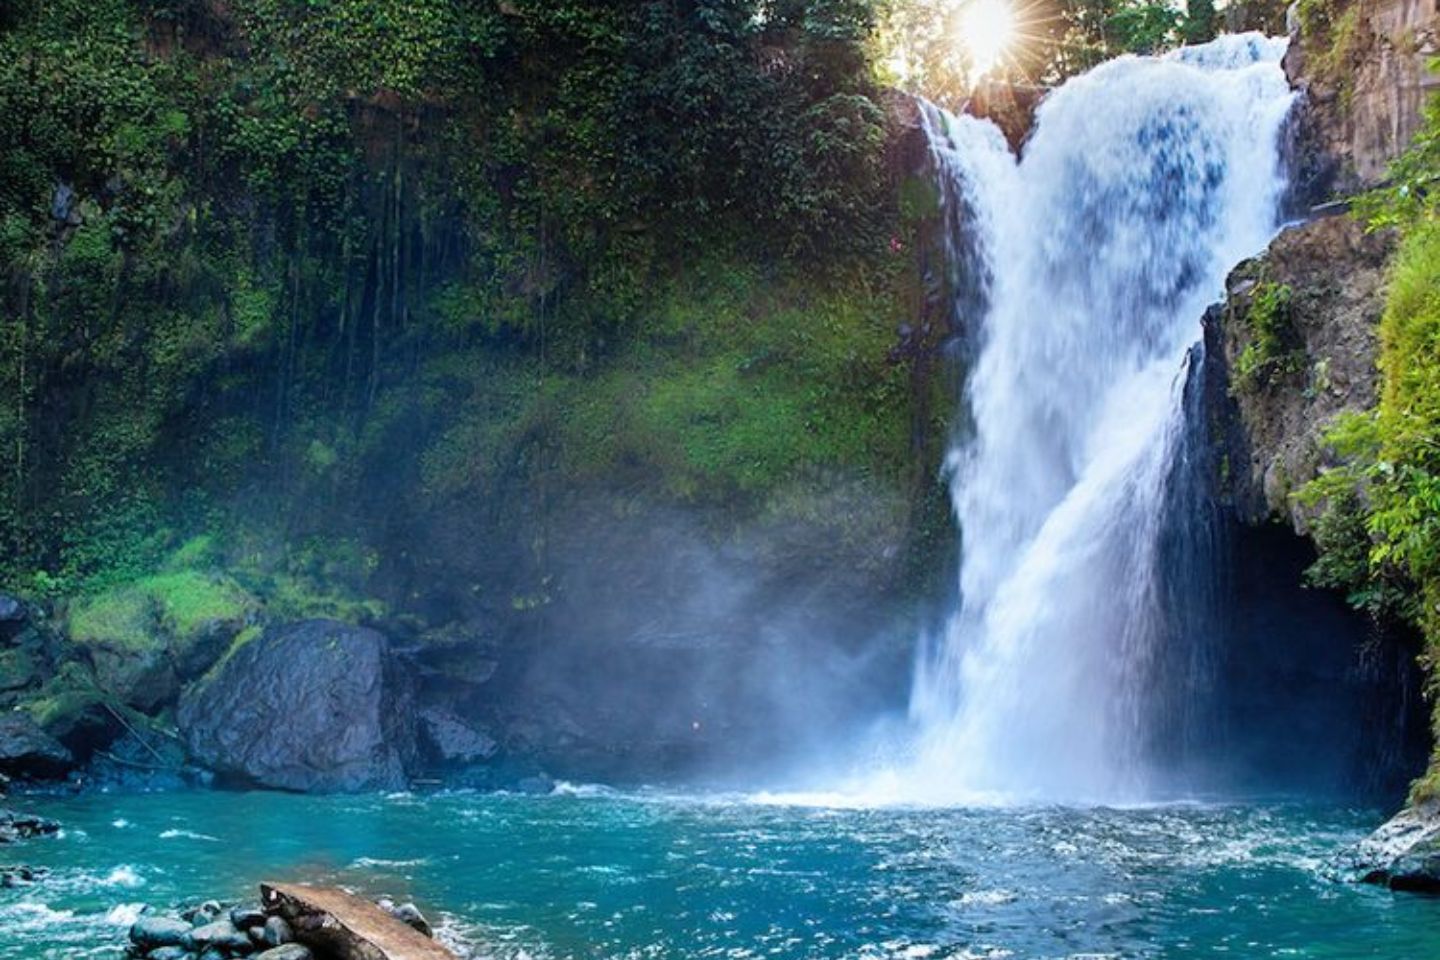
[0,1,960,784]
[1207,0,1440,841]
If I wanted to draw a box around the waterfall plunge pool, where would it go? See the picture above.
[3,788,1438,959]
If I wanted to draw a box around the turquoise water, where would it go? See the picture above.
[2,789,1438,959]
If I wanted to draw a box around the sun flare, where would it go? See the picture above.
[958,0,1018,79]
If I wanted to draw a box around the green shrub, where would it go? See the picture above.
[1233,281,1300,391]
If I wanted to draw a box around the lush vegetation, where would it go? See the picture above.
[1300,86,1440,799]
[0,0,964,631]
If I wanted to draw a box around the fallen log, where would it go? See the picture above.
[260,882,457,960]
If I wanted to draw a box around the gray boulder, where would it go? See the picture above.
[255,945,312,960]
[185,918,251,953]
[130,915,192,950]
[419,707,498,765]
[177,620,415,792]
[0,714,71,778]
[1345,800,1440,891]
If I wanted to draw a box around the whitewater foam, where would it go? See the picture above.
[887,33,1297,806]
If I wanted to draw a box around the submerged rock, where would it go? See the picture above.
[0,809,59,843]
[0,863,46,886]
[177,620,416,792]
[1347,801,1440,892]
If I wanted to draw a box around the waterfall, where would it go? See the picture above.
[906,35,1297,804]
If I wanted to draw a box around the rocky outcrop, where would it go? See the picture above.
[0,595,25,638]
[177,620,416,792]
[1202,215,1395,530]
[0,714,71,778]
[1284,0,1440,194]
[1342,800,1440,890]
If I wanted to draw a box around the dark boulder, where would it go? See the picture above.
[89,643,178,713]
[0,713,72,778]
[0,809,59,843]
[0,864,46,886]
[178,620,416,792]
[0,595,25,639]
[0,648,41,693]
[231,904,268,930]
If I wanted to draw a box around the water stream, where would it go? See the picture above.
[4,790,1440,959]
[907,35,1296,804]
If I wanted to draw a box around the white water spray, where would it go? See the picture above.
[896,35,1297,804]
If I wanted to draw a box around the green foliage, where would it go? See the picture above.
[1179,0,1218,45]
[1233,281,1300,391]
[0,0,913,596]
[1355,91,1440,229]
[882,0,1207,98]
[1297,91,1440,797]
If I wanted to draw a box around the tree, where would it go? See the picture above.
[1181,0,1218,45]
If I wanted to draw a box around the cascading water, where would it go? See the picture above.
[903,35,1297,804]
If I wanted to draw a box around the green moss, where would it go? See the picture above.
[67,587,156,651]
[68,569,254,653]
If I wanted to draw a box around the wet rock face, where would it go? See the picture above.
[177,620,416,792]
[1201,215,1395,530]
[0,714,72,778]
[1344,800,1440,890]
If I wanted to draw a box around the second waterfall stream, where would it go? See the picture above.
[875,34,1298,805]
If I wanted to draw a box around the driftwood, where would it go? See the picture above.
[260,883,457,960]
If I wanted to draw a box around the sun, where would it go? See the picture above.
[958,0,1018,79]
